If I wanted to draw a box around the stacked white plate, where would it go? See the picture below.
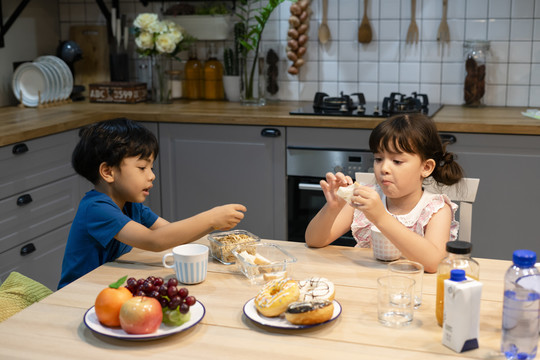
[12,56,73,107]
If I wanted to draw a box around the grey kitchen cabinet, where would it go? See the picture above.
[0,130,86,290]
[442,132,540,261]
[158,123,286,240]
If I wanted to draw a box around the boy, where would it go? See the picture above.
[58,118,246,289]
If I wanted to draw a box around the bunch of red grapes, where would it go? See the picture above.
[126,276,196,314]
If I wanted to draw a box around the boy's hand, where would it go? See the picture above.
[210,204,247,231]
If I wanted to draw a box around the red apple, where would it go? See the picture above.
[119,296,163,334]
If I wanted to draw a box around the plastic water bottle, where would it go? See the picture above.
[501,249,540,360]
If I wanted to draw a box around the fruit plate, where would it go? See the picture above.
[243,298,341,329]
[83,300,205,340]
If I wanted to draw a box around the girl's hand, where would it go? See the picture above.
[210,204,247,231]
[351,185,386,223]
[320,172,353,208]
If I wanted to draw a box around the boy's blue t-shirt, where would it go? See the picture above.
[58,190,158,289]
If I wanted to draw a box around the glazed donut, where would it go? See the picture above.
[285,300,334,325]
[254,278,300,317]
[298,277,335,302]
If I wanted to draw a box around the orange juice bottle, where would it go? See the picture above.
[203,43,224,100]
[184,45,203,99]
[435,241,480,326]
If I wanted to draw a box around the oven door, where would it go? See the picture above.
[287,175,356,247]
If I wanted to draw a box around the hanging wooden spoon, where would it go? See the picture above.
[318,0,330,44]
[358,0,372,43]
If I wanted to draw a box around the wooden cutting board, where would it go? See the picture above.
[69,25,110,95]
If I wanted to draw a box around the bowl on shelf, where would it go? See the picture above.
[233,243,297,284]
[207,230,260,265]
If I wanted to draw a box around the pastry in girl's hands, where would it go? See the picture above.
[336,182,360,204]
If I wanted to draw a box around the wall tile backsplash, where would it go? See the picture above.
[58,0,540,107]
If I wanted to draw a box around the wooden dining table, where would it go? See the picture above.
[0,238,510,359]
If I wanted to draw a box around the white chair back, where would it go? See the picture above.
[355,172,480,242]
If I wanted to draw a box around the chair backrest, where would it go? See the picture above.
[355,172,480,242]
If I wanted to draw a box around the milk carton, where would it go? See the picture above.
[442,269,483,352]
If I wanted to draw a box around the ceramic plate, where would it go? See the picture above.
[35,56,73,100]
[37,61,60,102]
[12,62,49,107]
[83,300,205,341]
[243,298,342,329]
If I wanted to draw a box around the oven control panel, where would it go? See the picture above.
[287,147,374,178]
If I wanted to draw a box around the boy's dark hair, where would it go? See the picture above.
[72,118,159,184]
[369,113,463,186]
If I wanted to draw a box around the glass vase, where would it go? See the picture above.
[240,54,265,106]
[149,55,172,104]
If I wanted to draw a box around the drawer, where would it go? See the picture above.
[0,130,78,199]
[0,224,69,291]
[0,175,81,254]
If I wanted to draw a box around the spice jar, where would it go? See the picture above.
[463,40,490,107]
[435,240,480,326]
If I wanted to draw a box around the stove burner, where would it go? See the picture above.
[382,92,429,115]
[313,91,366,113]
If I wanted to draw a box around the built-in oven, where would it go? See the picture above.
[287,147,374,246]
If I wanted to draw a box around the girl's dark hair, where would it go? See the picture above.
[369,113,463,186]
[72,118,159,184]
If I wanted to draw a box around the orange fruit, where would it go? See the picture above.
[94,286,133,327]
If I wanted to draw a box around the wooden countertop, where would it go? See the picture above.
[0,100,538,146]
[0,238,509,359]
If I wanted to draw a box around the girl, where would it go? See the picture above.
[305,114,464,272]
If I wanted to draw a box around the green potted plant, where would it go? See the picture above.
[236,0,292,105]
[222,22,244,101]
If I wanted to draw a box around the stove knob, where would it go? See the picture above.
[334,165,343,173]
[373,105,379,115]
[357,105,366,113]
[339,104,348,112]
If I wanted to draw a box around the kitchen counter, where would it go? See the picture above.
[0,101,538,146]
[0,238,510,359]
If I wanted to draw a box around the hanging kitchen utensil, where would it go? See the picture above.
[406,0,419,44]
[358,0,372,43]
[318,0,330,44]
[436,0,450,43]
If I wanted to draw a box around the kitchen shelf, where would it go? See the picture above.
[139,0,236,10]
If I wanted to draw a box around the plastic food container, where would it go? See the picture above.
[207,230,260,265]
[232,243,297,284]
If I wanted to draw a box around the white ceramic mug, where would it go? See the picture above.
[162,244,209,284]
[371,226,401,262]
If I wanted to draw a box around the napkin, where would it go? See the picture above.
[0,272,52,322]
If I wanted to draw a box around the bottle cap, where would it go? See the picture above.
[450,269,466,282]
[513,249,537,268]
[446,240,472,254]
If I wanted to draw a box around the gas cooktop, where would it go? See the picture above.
[290,91,444,118]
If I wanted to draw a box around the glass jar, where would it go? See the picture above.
[204,43,224,100]
[184,45,203,100]
[167,70,183,100]
[435,240,480,326]
[463,40,490,107]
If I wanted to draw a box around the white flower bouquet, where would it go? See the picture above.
[133,13,194,60]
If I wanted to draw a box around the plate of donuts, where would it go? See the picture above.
[243,298,342,329]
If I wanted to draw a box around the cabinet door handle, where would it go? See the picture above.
[20,243,36,256]
[261,128,281,137]
[439,134,456,145]
[12,143,29,154]
[16,194,33,206]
